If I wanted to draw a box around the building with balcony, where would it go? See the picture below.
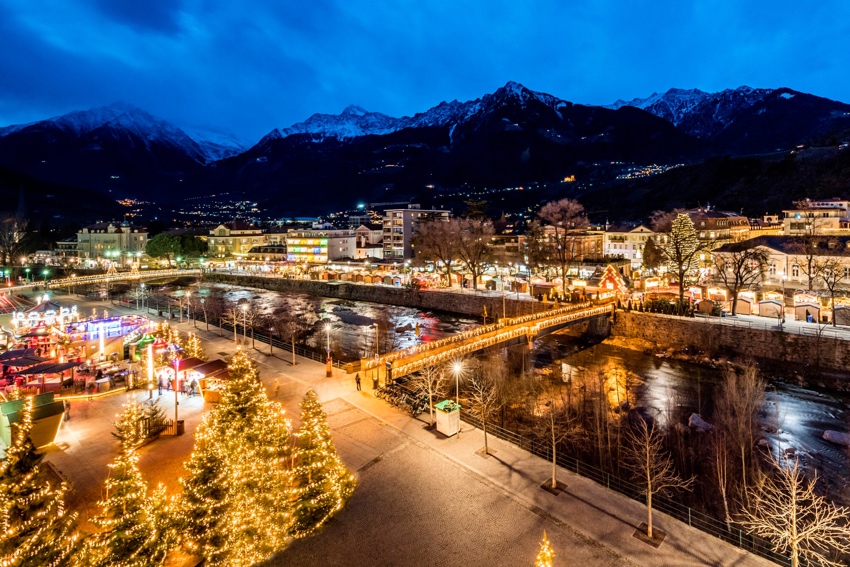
[782,198,850,235]
[286,230,356,264]
[207,220,265,258]
[382,205,450,260]
[602,224,656,270]
[75,221,148,260]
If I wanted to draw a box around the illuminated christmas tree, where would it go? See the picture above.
[290,390,356,538]
[534,531,554,567]
[77,448,176,567]
[0,398,78,566]
[180,348,293,566]
[184,333,206,361]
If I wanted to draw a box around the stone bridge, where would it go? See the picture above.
[13,269,201,293]
[362,302,614,382]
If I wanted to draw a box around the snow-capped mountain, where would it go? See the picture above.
[607,86,773,138]
[262,82,573,144]
[182,126,249,162]
[0,102,246,164]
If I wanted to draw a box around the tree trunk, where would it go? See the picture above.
[483,423,488,454]
[647,490,653,539]
[731,290,738,316]
[291,336,296,366]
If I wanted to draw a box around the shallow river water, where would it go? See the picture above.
[532,333,850,503]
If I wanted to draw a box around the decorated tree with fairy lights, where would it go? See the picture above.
[183,333,206,361]
[534,531,554,567]
[77,449,176,566]
[290,390,356,538]
[180,348,293,566]
[0,398,78,566]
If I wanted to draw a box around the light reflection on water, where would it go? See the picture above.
[532,333,850,502]
[204,283,479,361]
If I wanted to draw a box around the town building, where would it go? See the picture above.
[354,224,383,260]
[75,221,148,261]
[207,220,265,258]
[687,209,751,244]
[286,229,356,264]
[602,224,656,270]
[713,235,850,293]
[382,205,450,260]
[781,198,850,235]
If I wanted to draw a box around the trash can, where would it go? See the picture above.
[176,420,185,436]
[435,400,460,437]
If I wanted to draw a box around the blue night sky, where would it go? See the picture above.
[1,0,849,143]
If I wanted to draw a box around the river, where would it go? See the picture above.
[199,283,479,361]
[532,333,850,504]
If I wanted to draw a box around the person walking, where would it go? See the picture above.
[63,400,70,421]
[355,373,361,391]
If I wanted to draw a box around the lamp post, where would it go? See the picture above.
[42,269,49,288]
[187,291,193,326]
[201,297,208,331]
[140,282,145,312]
[325,322,333,377]
[24,267,30,283]
[240,302,248,346]
[452,361,463,435]
[781,273,787,327]
[147,343,154,400]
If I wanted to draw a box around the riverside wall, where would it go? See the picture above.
[204,274,549,318]
[611,311,850,380]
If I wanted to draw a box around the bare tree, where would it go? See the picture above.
[623,418,694,540]
[712,247,769,315]
[467,368,503,455]
[649,208,685,233]
[222,305,242,344]
[740,455,850,567]
[412,219,460,287]
[0,212,29,266]
[272,304,317,366]
[709,430,733,529]
[817,252,848,327]
[407,363,450,427]
[204,292,226,336]
[538,198,590,286]
[713,361,765,500]
[534,388,581,490]
[455,218,494,291]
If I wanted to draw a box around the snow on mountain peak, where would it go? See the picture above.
[342,105,369,116]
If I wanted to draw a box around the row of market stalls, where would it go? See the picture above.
[152,357,231,403]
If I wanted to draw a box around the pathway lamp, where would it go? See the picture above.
[42,269,49,287]
[325,322,333,377]
[3,270,9,286]
[200,297,208,331]
[452,361,463,435]
[24,267,30,282]
[241,302,249,345]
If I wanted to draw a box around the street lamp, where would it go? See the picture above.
[42,269,49,288]
[325,322,333,377]
[373,323,380,357]
[186,291,193,326]
[452,361,463,435]
[240,302,249,345]
[200,297,208,331]
[24,267,30,283]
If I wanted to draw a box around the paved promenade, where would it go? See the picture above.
[33,294,776,566]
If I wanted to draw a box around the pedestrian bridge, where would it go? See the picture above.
[12,269,201,293]
[361,302,614,382]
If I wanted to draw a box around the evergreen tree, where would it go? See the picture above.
[660,213,703,307]
[112,398,148,447]
[290,390,356,537]
[184,333,206,361]
[180,348,293,566]
[0,399,78,566]
[77,449,176,567]
[534,531,555,567]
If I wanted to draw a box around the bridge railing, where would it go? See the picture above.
[38,269,201,289]
[362,301,598,371]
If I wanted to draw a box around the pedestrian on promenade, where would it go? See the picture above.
[355,373,361,391]
[63,400,70,421]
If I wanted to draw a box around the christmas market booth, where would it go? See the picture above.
[188,359,231,403]
[0,392,64,448]
[156,357,206,395]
